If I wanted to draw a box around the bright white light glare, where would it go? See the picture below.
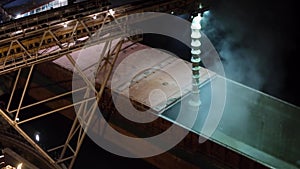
[199,4,203,9]
[0,155,4,158]
[203,10,210,16]
[15,30,23,34]
[16,117,20,122]
[15,14,22,19]
[35,134,40,142]
[93,15,97,20]
[171,11,174,14]
[17,163,23,169]
[109,9,115,16]
[63,23,68,28]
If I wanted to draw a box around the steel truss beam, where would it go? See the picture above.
[0,38,125,169]
[0,0,203,168]
[0,0,201,75]
[0,13,128,75]
[0,0,199,38]
[0,11,130,167]
[55,39,124,169]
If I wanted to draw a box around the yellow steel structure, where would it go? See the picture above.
[0,0,202,168]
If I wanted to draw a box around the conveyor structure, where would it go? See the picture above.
[0,1,299,169]
[0,0,204,169]
[0,0,200,75]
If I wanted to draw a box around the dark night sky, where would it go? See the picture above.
[204,0,299,106]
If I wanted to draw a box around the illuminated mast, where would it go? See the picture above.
[190,13,202,106]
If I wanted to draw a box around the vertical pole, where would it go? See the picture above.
[190,14,202,106]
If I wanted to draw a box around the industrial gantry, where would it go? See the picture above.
[0,1,299,169]
[0,0,204,168]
